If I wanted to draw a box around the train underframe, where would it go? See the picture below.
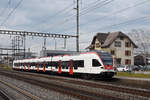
[13,68,115,79]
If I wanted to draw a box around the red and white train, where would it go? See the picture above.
[13,51,116,78]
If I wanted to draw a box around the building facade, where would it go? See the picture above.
[86,31,137,65]
[40,50,77,57]
[134,54,150,65]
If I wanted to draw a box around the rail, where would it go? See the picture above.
[0,80,40,100]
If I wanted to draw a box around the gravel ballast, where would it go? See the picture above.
[0,75,79,100]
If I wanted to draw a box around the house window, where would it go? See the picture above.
[115,41,121,47]
[125,59,131,65]
[125,42,131,47]
[125,50,131,56]
[116,58,121,65]
[111,50,115,55]
[96,43,100,48]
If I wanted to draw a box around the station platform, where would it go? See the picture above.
[114,76,150,82]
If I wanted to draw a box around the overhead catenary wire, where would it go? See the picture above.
[79,0,150,27]
[41,0,108,31]
[43,0,105,31]
[31,2,75,30]
[79,15,150,34]
[79,0,114,17]
[56,0,113,31]
[0,0,11,18]
[79,14,150,44]
[0,0,23,28]
[96,15,150,30]
[60,0,114,32]
[64,0,150,33]
[48,0,114,32]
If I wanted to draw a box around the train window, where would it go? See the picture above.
[32,63,35,66]
[55,62,59,67]
[56,66,58,69]
[21,63,23,66]
[35,63,39,68]
[33,63,36,66]
[30,63,33,66]
[73,60,84,67]
[47,62,53,66]
[74,67,78,70]
[14,63,17,66]
[51,61,59,68]
[39,63,43,68]
[92,59,101,67]
[44,63,48,68]
[61,61,69,68]
[15,63,19,66]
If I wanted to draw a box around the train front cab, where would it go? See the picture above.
[96,51,115,78]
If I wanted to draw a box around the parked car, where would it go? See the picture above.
[132,65,141,71]
[142,65,150,71]
[147,65,150,70]
[117,65,130,72]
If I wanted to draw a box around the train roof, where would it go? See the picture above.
[13,50,111,62]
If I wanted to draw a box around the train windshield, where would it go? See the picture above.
[97,52,113,65]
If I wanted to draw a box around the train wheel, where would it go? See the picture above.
[82,74,92,80]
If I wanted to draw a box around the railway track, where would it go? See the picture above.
[0,70,150,100]
[0,79,41,100]
[0,70,123,100]
[11,70,150,98]
[0,89,10,100]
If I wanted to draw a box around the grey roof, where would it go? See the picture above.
[101,31,130,47]
[86,31,138,49]
[95,33,108,43]
[86,33,108,49]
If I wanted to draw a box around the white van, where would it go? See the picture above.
[117,65,130,72]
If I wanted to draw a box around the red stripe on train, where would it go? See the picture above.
[58,60,62,74]
[104,65,113,70]
[37,63,39,72]
[43,62,46,72]
[69,60,73,75]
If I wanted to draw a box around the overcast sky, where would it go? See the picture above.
[0,0,150,54]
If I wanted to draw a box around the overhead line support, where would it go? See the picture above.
[76,0,80,52]
[0,30,77,38]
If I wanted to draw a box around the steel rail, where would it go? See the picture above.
[0,89,10,100]
[0,80,40,100]
[9,70,150,98]
[0,71,123,100]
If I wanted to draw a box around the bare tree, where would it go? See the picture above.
[128,29,150,65]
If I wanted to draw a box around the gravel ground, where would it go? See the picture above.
[1,71,150,100]
[0,75,79,100]
[42,78,149,100]
[11,73,149,100]
[115,76,150,81]
[0,82,29,100]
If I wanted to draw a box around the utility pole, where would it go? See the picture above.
[23,34,26,59]
[54,38,57,50]
[64,38,67,49]
[76,0,79,52]
[43,37,46,50]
